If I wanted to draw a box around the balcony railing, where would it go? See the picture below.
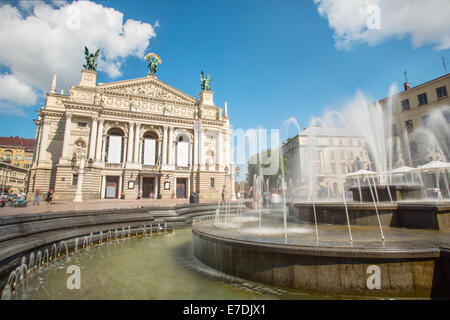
[104,163,123,168]
[175,166,191,171]
[142,164,157,170]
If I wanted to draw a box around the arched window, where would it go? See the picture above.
[106,128,124,163]
[176,135,189,166]
[143,132,158,165]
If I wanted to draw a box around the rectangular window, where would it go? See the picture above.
[401,99,410,111]
[77,122,87,127]
[436,86,448,99]
[210,178,215,188]
[143,138,156,165]
[72,174,78,186]
[349,151,354,160]
[339,139,343,146]
[177,141,189,166]
[330,151,335,160]
[340,151,344,160]
[107,135,122,163]
[418,93,428,106]
[405,120,414,133]
[329,139,333,146]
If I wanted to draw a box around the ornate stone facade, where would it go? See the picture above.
[29,70,235,201]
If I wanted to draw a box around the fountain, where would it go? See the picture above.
[192,88,450,298]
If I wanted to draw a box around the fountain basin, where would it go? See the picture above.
[289,202,450,231]
[193,218,450,298]
[349,184,423,202]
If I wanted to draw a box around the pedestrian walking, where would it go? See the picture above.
[45,189,54,204]
[33,189,41,205]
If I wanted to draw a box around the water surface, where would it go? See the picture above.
[12,228,327,300]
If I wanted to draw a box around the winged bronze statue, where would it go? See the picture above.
[200,71,212,91]
[83,46,100,71]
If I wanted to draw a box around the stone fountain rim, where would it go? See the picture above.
[192,223,441,259]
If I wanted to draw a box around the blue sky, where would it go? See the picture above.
[0,0,449,140]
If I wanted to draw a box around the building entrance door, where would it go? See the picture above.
[142,177,155,198]
[105,176,119,198]
[176,178,187,198]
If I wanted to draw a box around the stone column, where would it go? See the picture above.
[95,119,104,162]
[157,139,162,165]
[199,128,205,168]
[138,141,143,164]
[167,126,174,165]
[101,175,106,198]
[187,177,191,197]
[134,123,141,163]
[162,126,168,164]
[39,119,51,162]
[127,122,135,163]
[118,174,123,198]
[193,125,199,167]
[217,130,223,170]
[101,137,107,163]
[139,175,143,198]
[33,122,43,164]
[88,115,98,160]
[173,176,177,198]
[73,159,85,202]
[60,113,72,160]
[154,177,158,199]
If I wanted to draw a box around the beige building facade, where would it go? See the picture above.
[30,68,235,201]
[282,126,371,198]
[377,74,450,167]
[0,162,28,194]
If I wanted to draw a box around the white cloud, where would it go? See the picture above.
[0,1,157,113]
[314,0,450,50]
[0,73,38,105]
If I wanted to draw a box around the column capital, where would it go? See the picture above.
[44,119,52,126]
[91,114,99,121]
[65,112,73,119]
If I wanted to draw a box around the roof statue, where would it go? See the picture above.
[83,47,100,71]
[200,71,212,91]
[145,53,162,76]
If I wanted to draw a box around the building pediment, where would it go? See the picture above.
[97,76,198,106]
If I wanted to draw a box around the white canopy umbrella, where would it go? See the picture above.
[389,166,416,175]
[418,160,450,172]
[343,169,377,178]
[418,161,450,200]
[387,165,418,186]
